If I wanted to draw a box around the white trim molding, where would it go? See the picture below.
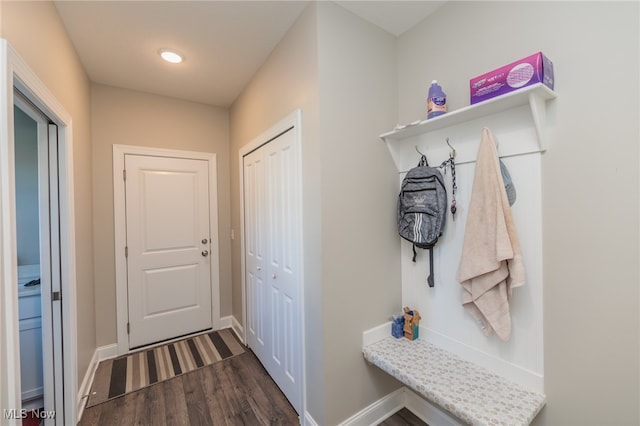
[0,38,78,426]
[362,321,391,347]
[404,388,463,426]
[230,315,244,344]
[76,350,99,422]
[338,387,462,426]
[76,344,118,422]
[302,411,320,426]
[218,315,234,330]
[338,388,405,426]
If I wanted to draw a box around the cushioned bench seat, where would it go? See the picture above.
[363,336,545,426]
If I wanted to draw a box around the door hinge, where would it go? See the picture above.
[125,246,128,257]
[127,322,130,334]
[52,291,61,301]
[123,169,126,181]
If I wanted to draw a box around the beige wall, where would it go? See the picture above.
[91,84,231,346]
[1,0,96,387]
[397,2,639,424]
[229,3,326,420]
[231,2,402,423]
[315,2,402,424]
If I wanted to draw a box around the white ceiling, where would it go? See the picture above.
[54,1,444,107]
[335,1,444,37]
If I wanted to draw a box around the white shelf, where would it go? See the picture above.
[380,84,556,169]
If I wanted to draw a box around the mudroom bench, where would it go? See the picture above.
[363,335,546,426]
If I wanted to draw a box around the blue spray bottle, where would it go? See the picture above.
[427,80,447,119]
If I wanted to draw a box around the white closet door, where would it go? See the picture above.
[243,128,302,414]
[244,149,267,358]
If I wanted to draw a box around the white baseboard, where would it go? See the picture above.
[96,343,118,361]
[303,410,319,426]
[21,386,43,402]
[338,388,405,426]
[362,322,392,347]
[404,388,463,426]
[76,348,98,421]
[219,315,233,329]
[230,315,245,344]
[76,343,118,422]
[22,396,44,412]
[337,387,462,426]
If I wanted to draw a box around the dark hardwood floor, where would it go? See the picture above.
[79,347,426,426]
[79,348,297,426]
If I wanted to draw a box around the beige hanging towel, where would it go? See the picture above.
[456,128,525,341]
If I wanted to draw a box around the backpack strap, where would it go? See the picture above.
[439,156,457,217]
[427,248,435,287]
[415,244,435,287]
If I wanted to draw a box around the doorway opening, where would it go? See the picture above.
[240,109,305,417]
[113,144,222,356]
[13,89,65,425]
[1,40,78,425]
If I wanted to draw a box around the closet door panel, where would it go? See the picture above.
[244,151,268,358]
[243,126,302,414]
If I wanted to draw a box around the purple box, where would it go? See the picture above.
[470,52,554,105]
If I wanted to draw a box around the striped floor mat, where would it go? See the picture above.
[86,328,244,407]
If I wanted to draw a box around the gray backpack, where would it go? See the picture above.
[398,155,448,287]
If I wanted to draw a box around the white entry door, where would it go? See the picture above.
[125,154,213,349]
[243,125,303,414]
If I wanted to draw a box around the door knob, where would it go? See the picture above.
[202,250,209,257]
[272,273,277,279]
[202,238,208,244]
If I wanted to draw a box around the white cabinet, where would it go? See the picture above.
[18,265,43,405]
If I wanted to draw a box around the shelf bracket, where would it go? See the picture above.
[528,91,548,152]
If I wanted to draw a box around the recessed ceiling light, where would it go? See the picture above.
[159,49,183,64]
